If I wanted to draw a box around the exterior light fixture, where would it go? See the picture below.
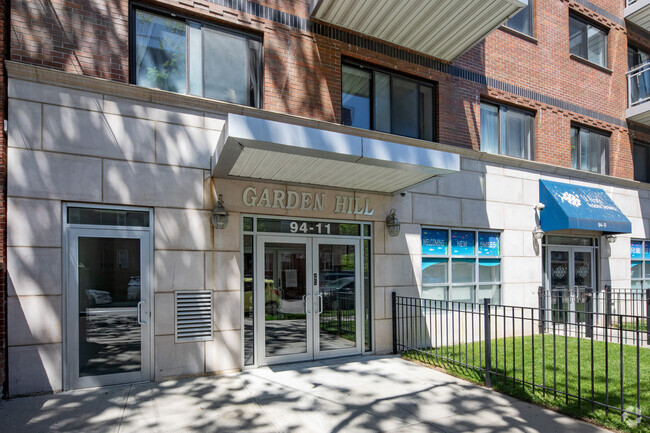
[386,208,400,237]
[533,226,544,241]
[606,234,617,244]
[211,194,229,229]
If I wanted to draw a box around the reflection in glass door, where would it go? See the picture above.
[256,236,361,365]
[316,240,361,357]
[548,247,594,325]
[260,241,311,362]
[67,229,151,389]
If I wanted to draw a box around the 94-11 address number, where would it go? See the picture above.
[289,221,331,234]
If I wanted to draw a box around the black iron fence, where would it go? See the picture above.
[393,290,650,426]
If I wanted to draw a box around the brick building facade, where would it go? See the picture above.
[1,0,649,395]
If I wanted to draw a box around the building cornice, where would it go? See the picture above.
[6,61,649,195]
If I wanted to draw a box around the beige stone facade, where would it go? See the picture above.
[5,66,650,396]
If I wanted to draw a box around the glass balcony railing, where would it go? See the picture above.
[628,61,650,107]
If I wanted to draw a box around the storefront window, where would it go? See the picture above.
[421,228,501,303]
[631,240,650,290]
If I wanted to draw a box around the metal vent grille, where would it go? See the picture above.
[175,291,213,342]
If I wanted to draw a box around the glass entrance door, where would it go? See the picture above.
[547,247,594,325]
[256,236,361,365]
[67,228,152,389]
[314,239,361,358]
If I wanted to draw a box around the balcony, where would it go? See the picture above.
[625,0,650,30]
[309,0,527,62]
[627,61,650,125]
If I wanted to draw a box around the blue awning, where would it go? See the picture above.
[539,180,631,234]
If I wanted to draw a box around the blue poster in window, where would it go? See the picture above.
[478,232,500,257]
[645,241,650,260]
[451,231,475,256]
[422,229,447,255]
[631,241,643,260]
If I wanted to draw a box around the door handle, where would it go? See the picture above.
[137,301,147,325]
[302,295,311,314]
[318,294,324,315]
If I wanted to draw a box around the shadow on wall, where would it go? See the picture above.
[12,0,128,80]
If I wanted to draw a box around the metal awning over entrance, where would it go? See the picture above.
[539,180,632,234]
[212,114,460,194]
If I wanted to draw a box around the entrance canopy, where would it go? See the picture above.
[539,180,632,234]
[212,114,460,194]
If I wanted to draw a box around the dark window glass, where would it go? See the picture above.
[392,77,419,138]
[342,65,371,129]
[342,63,436,141]
[480,102,534,160]
[134,9,261,107]
[570,126,609,175]
[634,142,650,183]
[569,15,607,67]
[505,1,533,36]
[135,11,187,93]
[244,235,254,365]
[68,208,150,227]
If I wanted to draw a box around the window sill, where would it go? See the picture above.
[499,26,538,44]
[569,54,612,74]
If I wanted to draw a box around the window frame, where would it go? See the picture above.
[421,227,502,304]
[570,124,610,175]
[568,13,608,69]
[129,4,263,108]
[341,59,437,141]
[480,101,535,160]
[504,0,534,37]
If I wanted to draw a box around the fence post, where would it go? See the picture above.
[538,286,545,334]
[605,285,612,328]
[484,298,492,388]
[586,287,593,338]
[646,289,650,346]
[392,291,398,354]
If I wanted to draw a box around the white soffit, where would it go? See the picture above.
[309,0,528,62]
[626,100,650,127]
[212,114,460,194]
[625,0,650,30]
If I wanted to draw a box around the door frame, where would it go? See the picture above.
[255,235,363,366]
[256,235,313,366]
[63,204,154,390]
[312,237,363,360]
[545,245,596,324]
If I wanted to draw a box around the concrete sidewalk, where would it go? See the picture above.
[0,355,611,432]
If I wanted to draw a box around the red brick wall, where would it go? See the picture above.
[8,0,636,179]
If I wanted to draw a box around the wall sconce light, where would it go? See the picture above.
[386,208,400,237]
[606,234,617,244]
[533,226,544,241]
[211,194,229,230]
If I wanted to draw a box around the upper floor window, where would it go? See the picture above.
[480,102,534,160]
[133,8,262,107]
[634,142,650,183]
[341,63,435,141]
[629,45,650,69]
[569,14,607,68]
[570,125,609,175]
[505,0,533,36]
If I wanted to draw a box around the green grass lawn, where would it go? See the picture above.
[404,334,650,432]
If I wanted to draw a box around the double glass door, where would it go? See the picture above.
[256,236,362,365]
[547,247,594,324]
[66,228,151,389]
